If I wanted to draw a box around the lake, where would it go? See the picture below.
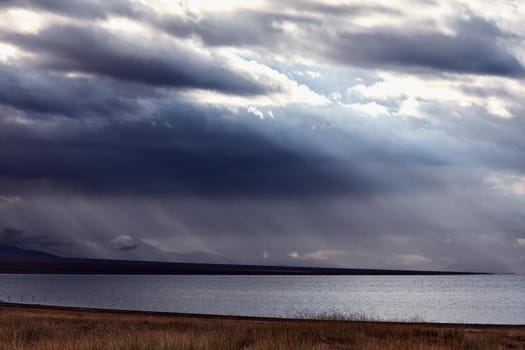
[0,274,523,324]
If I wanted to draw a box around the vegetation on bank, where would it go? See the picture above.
[0,304,524,350]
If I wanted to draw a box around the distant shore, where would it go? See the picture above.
[0,302,523,350]
[0,258,489,275]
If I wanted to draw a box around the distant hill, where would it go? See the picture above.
[0,244,61,261]
[0,243,487,275]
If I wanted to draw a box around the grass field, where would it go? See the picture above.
[0,303,524,349]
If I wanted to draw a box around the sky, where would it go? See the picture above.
[1,0,525,273]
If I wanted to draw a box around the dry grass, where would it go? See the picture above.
[0,304,524,350]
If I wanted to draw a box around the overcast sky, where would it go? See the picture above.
[1,0,525,272]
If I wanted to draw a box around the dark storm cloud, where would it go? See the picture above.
[154,13,271,51]
[0,63,153,118]
[1,226,71,248]
[160,12,524,77]
[2,87,523,200]
[2,25,275,95]
[0,106,378,198]
[1,0,525,272]
[159,11,295,47]
[0,0,398,21]
[152,9,525,78]
[3,1,521,78]
[0,0,396,47]
[157,2,400,48]
[327,16,525,77]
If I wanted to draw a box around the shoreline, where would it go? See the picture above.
[1,301,524,329]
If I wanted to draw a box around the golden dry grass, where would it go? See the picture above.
[0,304,524,350]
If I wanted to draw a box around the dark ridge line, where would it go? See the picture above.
[0,257,489,275]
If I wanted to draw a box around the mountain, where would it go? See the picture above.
[0,244,61,261]
[0,243,485,275]
[0,242,233,265]
[0,244,488,275]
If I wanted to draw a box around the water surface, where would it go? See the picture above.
[0,274,523,324]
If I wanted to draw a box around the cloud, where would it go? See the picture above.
[349,102,391,117]
[394,254,431,266]
[247,106,264,120]
[485,172,525,195]
[3,2,523,78]
[2,25,277,95]
[290,1,401,17]
[0,0,149,20]
[1,0,525,273]
[0,63,149,118]
[287,251,299,259]
[0,195,21,203]
[517,238,525,247]
[159,10,292,48]
[109,235,137,251]
[3,226,23,236]
[347,72,525,119]
[0,226,71,249]
[287,250,344,260]
[0,106,379,198]
[327,16,524,77]
[157,2,400,48]
[302,250,344,260]
[150,6,525,78]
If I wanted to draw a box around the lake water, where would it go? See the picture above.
[0,274,523,324]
